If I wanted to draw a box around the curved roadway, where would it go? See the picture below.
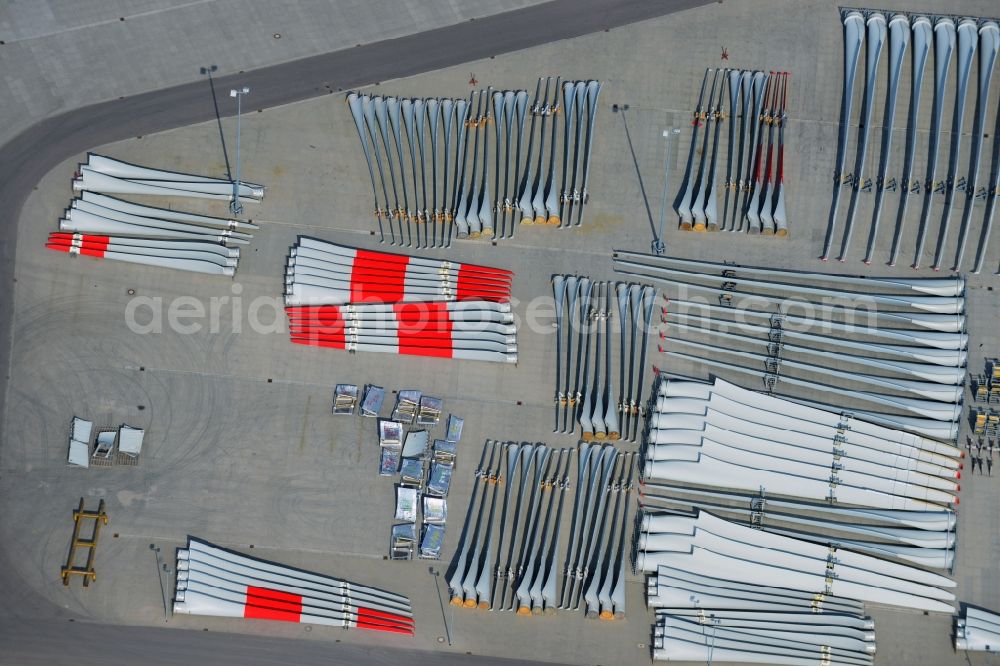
[0,0,710,663]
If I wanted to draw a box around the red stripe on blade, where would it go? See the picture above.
[290,337,347,350]
[457,264,510,301]
[396,303,452,351]
[356,621,415,635]
[351,250,408,302]
[243,586,303,622]
[357,607,414,625]
[398,344,453,358]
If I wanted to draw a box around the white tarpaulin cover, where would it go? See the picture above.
[117,425,144,456]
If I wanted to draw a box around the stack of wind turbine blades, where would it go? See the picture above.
[643,430,958,510]
[559,443,619,613]
[285,238,513,307]
[720,69,741,230]
[863,14,911,264]
[663,304,968,374]
[955,606,1000,651]
[583,451,634,620]
[613,252,966,431]
[46,233,238,276]
[639,482,958,532]
[447,442,629,618]
[834,13,886,260]
[456,91,485,239]
[643,377,961,510]
[571,80,602,228]
[651,378,964,471]
[557,80,580,226]
[551,275,656,441]
[640,482,959,569]
[640,491,957,570]
[613,252,966,301]
[823,11,866,261]
[744,71,777,234]
[519,78,549,227]
[513,447,564,616]
[905,16,957,268]
[771,72,791,236]
[347,80,599,243]
[446,442,568,615]
[74,153,263,202]
[653,608,875,665]
[287,301,514,324]
[697,68,728,232]
[447,441,501,608]
[655,608,875,644]
[972,22,1000,274]
[522,77,558,228]
[48,181,260,274]
[500,445,552,613]
[76,192,258,231]
[662,323,965,388]
[651,380,964,472]
[739,70,771,233]
[287,302,517,363]
[822,10,1000,271]
[886,16,932,266]
[60,207,253,245]
[756,72,789,235]
[663,311,967,367]
[648,566,866,615]
[725,71,754,230]
[173,537,413,635]
[676,69,717,231]
[952,21,999,272]
[919,18,976,271]
[635,509,955,614]
[84,154,264,192]
[63,196,255,242]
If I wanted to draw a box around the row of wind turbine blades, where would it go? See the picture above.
[612,252,968,440]
[173,537,414,635]
[955,606,1000,651]
[825,10,1000,273]
[551,276,658,440]
[48,190,259,276]
[647,550,876,666]
[641,480,958,572]
[644,376,963,512]
[652,604,875,665]
[284,237,512,305]
[346,78,601,247]
[447,441,633,619]
[73,153,264,202]
[285,238,516,363]
[634,508,956,614]
[676,68,791,236]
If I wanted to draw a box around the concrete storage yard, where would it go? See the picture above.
[2,0,1000,664]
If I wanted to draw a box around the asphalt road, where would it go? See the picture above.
[0,619,572,666]
[0,0,712,663]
